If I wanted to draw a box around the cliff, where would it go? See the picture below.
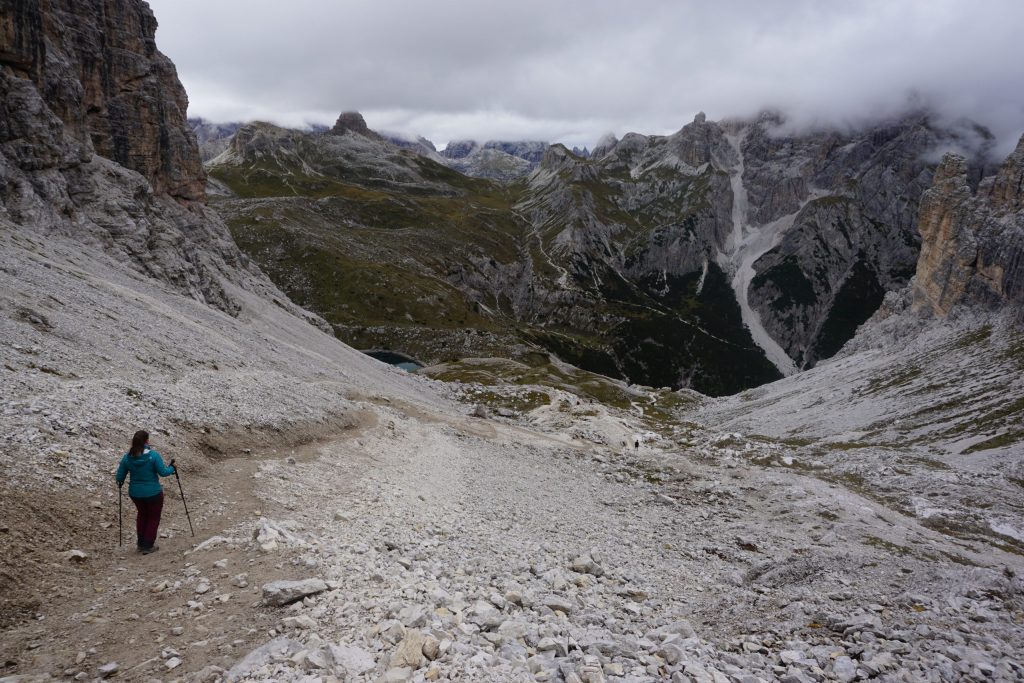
[0,0,204,199]
[0,0,305,317]
[914,135,1024,315]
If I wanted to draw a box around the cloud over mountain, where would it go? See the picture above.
[151,0,1024,153]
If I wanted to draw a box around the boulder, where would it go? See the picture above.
[390,630,427,669]
[225,637,303,682]
[261,578,328,606]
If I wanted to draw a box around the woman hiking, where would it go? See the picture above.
[116,430,176,554]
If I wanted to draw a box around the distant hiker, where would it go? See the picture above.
[116,430,176,554]
[634,439,639,451]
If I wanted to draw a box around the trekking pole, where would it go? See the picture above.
[118,484,123,546]
[171,460,195,537]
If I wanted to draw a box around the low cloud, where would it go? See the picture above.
[151,0,1024,154]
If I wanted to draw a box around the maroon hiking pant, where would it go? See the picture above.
[131,492,164,549]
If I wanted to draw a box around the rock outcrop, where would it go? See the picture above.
[739,113,991,368]
[914,136,1024,315]
[1,0,205,200]
[0,0,328,319]
[331,111,381,140]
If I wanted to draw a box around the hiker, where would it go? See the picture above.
[116,430,176,554]
[634,439,639,451]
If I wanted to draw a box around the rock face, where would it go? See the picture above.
[914,136,1024,315]
[742,113,991,367]
[1,0,204,200]
[0,0,304,317]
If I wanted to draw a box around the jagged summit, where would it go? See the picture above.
[331,110,381,139]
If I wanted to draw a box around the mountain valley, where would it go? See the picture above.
[1,2,1023,682]
[202,111,993,395]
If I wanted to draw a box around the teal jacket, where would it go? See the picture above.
[116,448,175,498]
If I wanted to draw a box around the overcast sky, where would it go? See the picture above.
[148,0,1024,154]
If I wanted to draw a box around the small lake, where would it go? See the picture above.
[364,350,424,372]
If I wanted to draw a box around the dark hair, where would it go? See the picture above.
[129,430,149,457]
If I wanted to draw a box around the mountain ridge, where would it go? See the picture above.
[204,108,996,393]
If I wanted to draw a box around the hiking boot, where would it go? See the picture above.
[141,545,159,555]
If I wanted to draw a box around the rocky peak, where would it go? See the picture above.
[441,140,478,159]
[913,137,1024,315]
[985,135,1024,212]
[538,144,595,180]
[331,111,380,139]
[666,115,735,171]
[591,133,619,159]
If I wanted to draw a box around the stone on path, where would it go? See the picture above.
[832,656,858,683]
[569,550,605,577]
[225,637,303,682]
[329,643,376,676]
[261,578,328,606]
[190,535,231,553]
[541,594,574,614]
[390,630,427,669]
[64,549,88,563]
[97,662,118,678]
[282,614,317,630]
[376,667,414,683]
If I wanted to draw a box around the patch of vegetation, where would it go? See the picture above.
[863,365,923,395]
[920,515,1024,555]
[912,456,951,471]
[951,325,992,350]
[820,441,876,451]
[909,394,973,418]
[999,335,1024,371]
[463,389,551,414]
[745,434,819,455]
[863,535,912,557]
[963,431,1024,454]
[963,397,1024,434]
